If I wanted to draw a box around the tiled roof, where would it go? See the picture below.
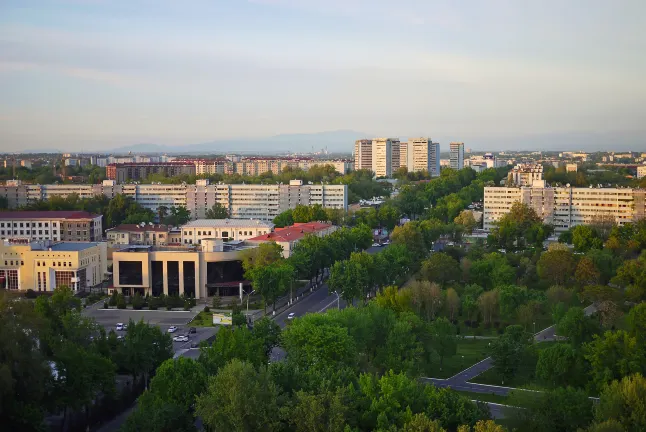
[0,211,100,220]
[247,222,332,243]
[182,219,274,229]
[107,224,169,232]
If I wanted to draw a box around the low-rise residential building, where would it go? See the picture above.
[637,165,646,179]
[246,222,337,258]
[180,219,274,244]
[507,163,544,186]
[106,162,196,182]
[0,239,108,291]
[0,211,102,242]
[106,223,170,247]
[484,183,646,232]
[111,240,255,298]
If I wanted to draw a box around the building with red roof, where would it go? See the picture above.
[246,221,337,257]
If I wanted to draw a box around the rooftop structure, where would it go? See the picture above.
[246,221,337,257]
[180,219,274,244]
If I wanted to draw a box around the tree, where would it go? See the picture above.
[537,249,576,286]
[535,343,586,388]
[478,290,499,325]
[627,303,646,343]
[580,285,624,328]
[403,414,447,432]
[119,319,173,388]
[593,373,646,432]
[430,317,457,371]
[252,317,281,357]
[611,253,646,303]
[241,242,283,274]
[196,360,280,432]
[282,388,348,432]
[572,225,603,252]
[421,253,460,285]
[122,390,197,432]
[469,253,515,290]
[575,257,602,286]
[506,386,593,432]
[490,325,534,383]
[454,210,477,233]
[273,209,294,228]
[147,357,207,411]
[392,222,427,264]
[375,285,412,315]
[457,421,508,432]
[198,326,265,375]
[491,202,543,249]
[378,203,401,231]
[163,206,191,226]
[584,330,646,391]
[205,202,228,219]
[556,307,600,347]
[445,288,460,321]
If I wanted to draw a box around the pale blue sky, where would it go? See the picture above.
[1,0,645,151]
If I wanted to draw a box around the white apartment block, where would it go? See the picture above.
[0,180,347,223]
[403,138,441,176]
[507,164,544,187]
[450,142,465,170]
[180,219,274,244]
[371,138,400,178]
[0,211,102,242]
[484,183,646,232]
[191,158,352,176]
[637,165,646,179]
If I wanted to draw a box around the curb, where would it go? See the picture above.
[98,308,195,313]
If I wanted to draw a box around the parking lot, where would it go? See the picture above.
[83,302,215,352]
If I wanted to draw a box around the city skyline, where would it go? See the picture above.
[1,0,645,152]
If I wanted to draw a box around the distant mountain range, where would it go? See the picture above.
[110,130,369,155]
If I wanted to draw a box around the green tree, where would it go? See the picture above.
[627,303,646,343]
[163,206,191,226]
[282,388,348,432]
[490,325,535,383]
[146,357,207,411]
[196,359,280,432]
[241,241,284,274]
[584,330,646,391]
[378,203,401,230]
[535,343,587,388]
[469,253,515,290]
[572,224,603,252]
[430,317,458,371]
[421,253,460,285]
[537,249,576,286]
[122,389,197,432]
[556,307,600,347]
[252,317,281,357]
[119,319,173,388]
[454,210,478,233]
[392,222,427,264]
[593,373,646,432]
[611,253,646,303]
[375,285,412,314]
[273,209,294,227]
[205,202,228,219]
[198,326,265,375]
[575,256,602,286]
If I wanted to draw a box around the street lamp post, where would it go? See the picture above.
[333,291,341,310]
[533,322,536,334]
[244,290,256,312]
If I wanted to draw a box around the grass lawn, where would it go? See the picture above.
[428,338,494,379]
[470,341,559,388]
[189,311,215,327]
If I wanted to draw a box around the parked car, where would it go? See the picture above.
[371,242,380,247]
[116,323,124,331]
[189,327,197,334]
[116,335,124,340]
[167,326,178,333]
[287,312,296,320]
[173,335,189,343]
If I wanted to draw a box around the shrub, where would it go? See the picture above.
[103,301,109,309]
[109,291,118,306]
[148,297,159,310]
[183,300,191,311]
[132,293,144,310]
[204,306,210,313]
[116,294,127,309]
[212,296,221,308]
[24,289,38,299]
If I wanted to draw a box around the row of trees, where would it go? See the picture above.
[1,287,173,431]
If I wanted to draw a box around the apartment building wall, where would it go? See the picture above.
[484,185,645,232]
[354,139,373,171]
[450,142,465,170]
[0,212,102,242]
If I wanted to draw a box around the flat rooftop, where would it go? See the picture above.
[33,242,101,252]
[182,219,274,229]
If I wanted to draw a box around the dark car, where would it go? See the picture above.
[189,327,197,334]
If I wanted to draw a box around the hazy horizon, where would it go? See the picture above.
[1,0,645,152]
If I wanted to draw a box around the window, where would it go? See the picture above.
[19,223,23,227]
[197,231,201,235]
[38,222,42,227]
[69,262,72,267]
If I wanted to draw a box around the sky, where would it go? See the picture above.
[1,0,645,152]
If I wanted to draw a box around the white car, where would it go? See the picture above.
[371,242,380,247]
[116,335,124,340]
[116,323,124,331]
[287,313,296,320]
[173,335,189,342]
[167,326,178,333]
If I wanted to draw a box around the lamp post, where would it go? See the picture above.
[244,290,256,312]
[333,291,341,310]
[533,321,536,334]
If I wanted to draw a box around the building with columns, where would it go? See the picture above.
[111,239,255,298]
[0,239,108,292]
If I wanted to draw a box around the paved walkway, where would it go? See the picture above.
[425,303,598,397]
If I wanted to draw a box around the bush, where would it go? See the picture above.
[212,296,221,308]
[103,301,109,309]
[204,306,210,313]
[183,300,191,311]
[116,294,127,309]
[109,291,118,306]
[132,293,144,310]
[24,289,38,299]
[148,297,159,310]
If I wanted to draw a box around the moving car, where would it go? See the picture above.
[167,326,178,333]
[116,323,124,331]
[173,335,189,342]
[287,312,296,320]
